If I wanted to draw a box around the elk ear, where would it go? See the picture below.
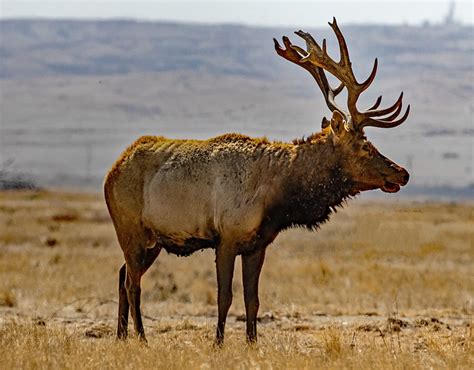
[329,111,347,137]
[321,116,330,129]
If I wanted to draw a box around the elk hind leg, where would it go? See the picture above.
[117,263,129,339]
[125,240,162,342]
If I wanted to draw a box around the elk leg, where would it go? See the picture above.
[125,243,162,342]
[242,247,266,343]
[215,247,236,346]
[117,263,129,339]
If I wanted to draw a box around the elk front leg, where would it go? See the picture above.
[215,246,236,346]
[242,247,266,343]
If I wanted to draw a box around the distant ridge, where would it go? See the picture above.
[1,19,472,79]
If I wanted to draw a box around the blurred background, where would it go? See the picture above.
[0,0,473,199]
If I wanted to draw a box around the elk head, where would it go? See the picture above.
[274,18,410,195]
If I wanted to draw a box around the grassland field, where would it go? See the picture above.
[0,190,472,369]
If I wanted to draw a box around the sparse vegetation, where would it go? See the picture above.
[0,160,38,190]
[0,289,16,308]
[0,191,472,368]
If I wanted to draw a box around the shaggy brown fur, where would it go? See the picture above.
[104,114,408,344]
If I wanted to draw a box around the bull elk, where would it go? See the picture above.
[104,18,410,344]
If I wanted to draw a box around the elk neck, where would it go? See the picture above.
[264,138,354,231]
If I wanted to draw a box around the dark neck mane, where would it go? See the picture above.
[266,138,354,232]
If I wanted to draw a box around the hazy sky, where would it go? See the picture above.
[1,0,472,27]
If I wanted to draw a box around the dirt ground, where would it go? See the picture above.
[0,190,472,369]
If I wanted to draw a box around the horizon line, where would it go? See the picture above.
[1,16,471,29]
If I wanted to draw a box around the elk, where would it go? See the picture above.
[104,18,409,345]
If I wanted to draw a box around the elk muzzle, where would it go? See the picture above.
[381,166,409,193]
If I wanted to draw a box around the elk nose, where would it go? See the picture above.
[400,169,410,185]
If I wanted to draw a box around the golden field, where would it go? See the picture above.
[0,190,472,369]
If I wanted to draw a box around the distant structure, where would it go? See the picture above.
[422,0,459,27]
[443,0,457,25]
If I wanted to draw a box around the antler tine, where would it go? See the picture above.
[328,17,350,67]
[329,19,379,94]
[274,37,303,64]
[361,105,410,129]
[360,58,378,92]
[378,100,403,121]
[295,30,323,57]
[333,82,344,96]
[368,95,383,110]
[366,92,403,118]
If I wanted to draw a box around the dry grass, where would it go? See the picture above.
[0,190,473,369]
[0,320,471,370]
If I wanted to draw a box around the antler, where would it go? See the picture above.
[274,18,410,130]
[273,35,345,127]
